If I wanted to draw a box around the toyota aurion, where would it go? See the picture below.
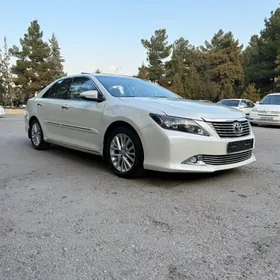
[24,73,256,178]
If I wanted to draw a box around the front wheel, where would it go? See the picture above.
[30,119,49,150]
[105,127,144,178]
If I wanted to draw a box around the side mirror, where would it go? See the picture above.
[80,90,103,102]
[239,104,246,109]
[255,101,259,105]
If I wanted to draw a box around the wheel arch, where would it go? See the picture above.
[28,116,40,138]
[102,120,144,160]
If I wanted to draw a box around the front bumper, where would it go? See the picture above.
[249,111,280,126]
[139,122,256,173]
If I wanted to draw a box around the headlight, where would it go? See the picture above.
[149,113,209,136]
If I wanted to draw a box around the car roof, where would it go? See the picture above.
[62,73,136,79]
[267,92,280,96]
[219,99,241,101]
[220,98,255,102]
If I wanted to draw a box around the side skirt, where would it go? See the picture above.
[46,138,103,157]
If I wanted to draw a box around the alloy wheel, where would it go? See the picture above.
[109,133,136,173]
[31,122,42,147]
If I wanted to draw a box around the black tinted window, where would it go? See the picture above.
[218,100,240,107]
[240,100,248,107]
[43,78,72,99]
[68,77,97,100]
[246,100,255,108]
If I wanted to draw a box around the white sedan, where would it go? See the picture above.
[217,99,255,117]
[24,73,256,178]
[249,93,280,126]
[0,105,5,117]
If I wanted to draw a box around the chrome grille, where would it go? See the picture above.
[209,120,250,138]
[203,150,252,165]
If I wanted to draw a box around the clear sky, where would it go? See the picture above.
[0,0,279,76]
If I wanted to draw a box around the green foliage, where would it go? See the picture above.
[48,33,66,79]
[146,29,245,101]
[9,20,65,102]
[136,63,149,80]
[141,29,172,84]
[166,38,195,92]
[139,5,280,101]
[0,37,14,106]
[170,73,184,95]
[184,63,202,99]
[205,30,245,99]
[245,8,280,94]
[241,84,261,102]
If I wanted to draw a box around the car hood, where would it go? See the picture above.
[118,98,245,120]
[256,104,280,111]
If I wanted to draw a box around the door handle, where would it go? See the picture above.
[61,105,68,110]
[37,103,42,107]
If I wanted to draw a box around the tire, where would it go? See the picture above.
[105,126,144,178]
[30,119,49,150]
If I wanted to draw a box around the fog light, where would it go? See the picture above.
[181,155,205,165]
[197,155,203,162]
[190,156,197,163]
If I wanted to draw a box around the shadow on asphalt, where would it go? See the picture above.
[26,142,238,183]
[144,169,236,182]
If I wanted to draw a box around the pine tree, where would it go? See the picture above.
[184,64,202,99]
[48,33,66,79]
[245,8,280,94]
[141,29,172,84]
[0,37,14,106]
[95,68,102,74]
[0,44,4,104]
[170,73,184,95]
[204,29,245,99]
[185,50,219,101]
[136,63,149,80]
[9,20,53,102]
[166,38,194,93]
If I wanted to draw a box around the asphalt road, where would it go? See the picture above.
[1,115,280,280]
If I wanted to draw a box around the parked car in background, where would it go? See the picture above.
[0,105,5,117]
[249,93,280,126]
[198,100,213,103]
[217,99,255,117]
[24,73,256,178]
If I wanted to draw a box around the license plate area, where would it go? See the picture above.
[260,116,274,120]
[227,139,254,153]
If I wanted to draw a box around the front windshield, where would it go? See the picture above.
[95,75,181,99]
[218,100,239,107]
[260,94,280,105]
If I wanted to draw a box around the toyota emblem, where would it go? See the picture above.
[233,122,243,134]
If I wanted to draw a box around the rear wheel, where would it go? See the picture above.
[105,127,144,178]
[30,119,49,150]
